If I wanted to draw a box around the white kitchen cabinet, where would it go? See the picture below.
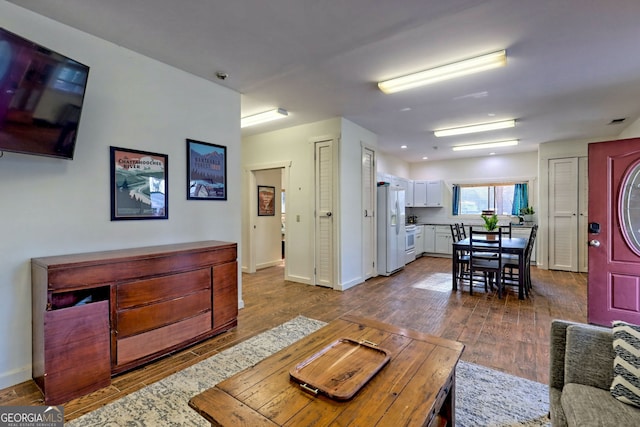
[396,178,414,207]
[426,180,444,207]
[423,225,436,253]
[434,225,453,254]
[413,180,444,207]
[413,181,427,206]
[414,225,424,255]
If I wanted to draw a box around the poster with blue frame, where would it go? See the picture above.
[187,139,227,200]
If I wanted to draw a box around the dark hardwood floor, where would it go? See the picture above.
[0,255,587,422]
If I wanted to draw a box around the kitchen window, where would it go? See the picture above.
[453,182,527,215]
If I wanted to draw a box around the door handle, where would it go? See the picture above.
[588,239,600,247]
[326,212,332,217]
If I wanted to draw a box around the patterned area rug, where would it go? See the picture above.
[67,316,549,426]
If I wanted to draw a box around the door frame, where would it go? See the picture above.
[245,161,291,278]
[361,143,376,281]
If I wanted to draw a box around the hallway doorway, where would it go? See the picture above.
[246,161,290,279]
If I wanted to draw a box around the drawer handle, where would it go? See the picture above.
[300,383,319,395]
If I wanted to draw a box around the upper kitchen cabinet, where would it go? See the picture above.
[413,180,444,207]
[395,178,414,207]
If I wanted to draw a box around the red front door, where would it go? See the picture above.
[588,137,640,326]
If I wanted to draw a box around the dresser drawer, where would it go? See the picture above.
[116,289,211,338]
[117,268,211,310]
[117,311,212,366]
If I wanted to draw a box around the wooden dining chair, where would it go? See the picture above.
[468,227,503,298]
[450,224,461,242]
[451,224,470,285]
[458,223,467,239]
[499,223,512,238]
[502,224,538,297]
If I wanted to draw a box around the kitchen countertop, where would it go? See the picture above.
[413,222,535,228]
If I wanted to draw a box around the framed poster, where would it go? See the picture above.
[110,146,168,220]
[258,185,276,216]
[187,139,227,200]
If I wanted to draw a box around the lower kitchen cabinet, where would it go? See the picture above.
[434,226,453,255]
[421,225,452,255]
[423,225,436,253]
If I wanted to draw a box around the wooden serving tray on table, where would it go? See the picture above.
[289,337,390,400]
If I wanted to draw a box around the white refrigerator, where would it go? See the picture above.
[377,185,406,276]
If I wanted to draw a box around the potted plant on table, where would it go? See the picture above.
[481,213,499,239]
[519,206,535,224]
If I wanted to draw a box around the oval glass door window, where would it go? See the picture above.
[621,160,640,255]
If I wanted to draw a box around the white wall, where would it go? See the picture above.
[409,151,539,227]
[241,117,376,291]
[0,2,241,388]
[338,120,378,290]
[242,118,341,284]
[620,117,640,140]
[376,151,410,178]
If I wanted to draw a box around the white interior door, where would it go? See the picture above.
[315,140,334,288]
[548,157,578,271]
[362,146,375,280]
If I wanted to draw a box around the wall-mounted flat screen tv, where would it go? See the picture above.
[0,28,89,160]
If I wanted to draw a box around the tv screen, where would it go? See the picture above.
[0,28,89,160]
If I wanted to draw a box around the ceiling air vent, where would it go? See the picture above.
[608,118,627,125]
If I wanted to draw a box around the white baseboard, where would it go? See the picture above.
[256,260,283,270]
[0,365,31,390]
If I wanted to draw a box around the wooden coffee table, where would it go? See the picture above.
[189,315,464,426]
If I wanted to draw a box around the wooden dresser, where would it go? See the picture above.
[31,240,238,405]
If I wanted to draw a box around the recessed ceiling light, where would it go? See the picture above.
[422,156,428,160]
[452,140,518,151]
[401,145,408,149]
[400,107,412,112]
[434,119,515,137]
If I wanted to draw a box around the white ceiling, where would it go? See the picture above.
[9,0,640,162]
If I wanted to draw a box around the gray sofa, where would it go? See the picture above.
[549,319,640,426]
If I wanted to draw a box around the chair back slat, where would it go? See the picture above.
[458,223,467,239]
[499,223,512,238]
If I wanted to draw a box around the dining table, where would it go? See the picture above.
[452,236,529,300]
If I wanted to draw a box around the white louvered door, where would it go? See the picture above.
[315,140,334,288]
[548,157,578,271]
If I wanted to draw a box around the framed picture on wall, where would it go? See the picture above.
[187,139,227,200]
[110,146,168,220]
[258,185,276,216]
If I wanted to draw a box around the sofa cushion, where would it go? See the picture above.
[611,320,640,407]
[564,324,614,391]
[562,383,640,426]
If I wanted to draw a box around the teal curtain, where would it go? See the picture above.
[512,183,528,215]
[452,184,460,215]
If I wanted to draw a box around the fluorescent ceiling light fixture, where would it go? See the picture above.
[241,108,288,128]
[452,140,518,151]
[378,50,506,94]
[434,119,515,137]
